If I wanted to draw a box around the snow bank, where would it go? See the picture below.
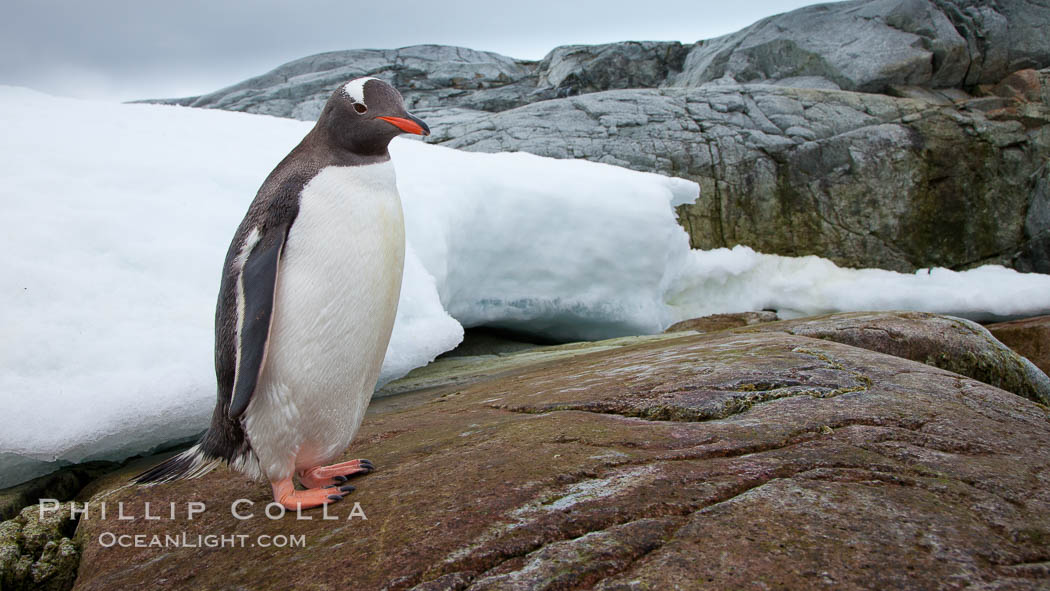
[2,87,1049,487]
[391,140,698,341]
[667,247,1050,321]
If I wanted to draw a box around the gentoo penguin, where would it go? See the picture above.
[134,77,429,510]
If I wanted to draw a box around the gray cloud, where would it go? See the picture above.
[2,0,824,101]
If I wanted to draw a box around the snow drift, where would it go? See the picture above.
[2,86,1049,487]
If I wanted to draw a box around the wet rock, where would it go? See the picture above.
[435,328,547,359]
[376,333,687,399]
[462,518,677,590]
[72,323,1050,590]
[741,311,1050,405]
[988,315,1050,376]
[664,311,779,333]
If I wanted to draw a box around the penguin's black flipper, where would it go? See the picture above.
[229,224,288,419]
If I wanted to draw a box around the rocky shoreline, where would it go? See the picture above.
[3,311,1049,590]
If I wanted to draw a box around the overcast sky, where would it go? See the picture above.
[3,0,826,102]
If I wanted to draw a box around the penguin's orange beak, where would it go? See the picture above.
[377,115,430,136]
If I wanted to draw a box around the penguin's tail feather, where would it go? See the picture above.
[131,443,222,484]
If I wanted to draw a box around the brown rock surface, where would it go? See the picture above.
[988,315,1050,376]
[993,69,1044,103]
[740,311,1050,406]
[70,325,1050,590]
[664,311,779,333]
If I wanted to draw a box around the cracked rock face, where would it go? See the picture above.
[72,315,1050,590]
[537,41,690,96]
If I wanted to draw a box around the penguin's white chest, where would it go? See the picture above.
[244,162,405,480]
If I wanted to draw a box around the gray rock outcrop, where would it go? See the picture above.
[149,41,696,122]
[430,79,1050,272]
[671,0,1050,92]
[538,41,689,96]
[158,45,541,121]
[139,0,1050,274]
[148,0,1050,118]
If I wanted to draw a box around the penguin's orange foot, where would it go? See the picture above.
[271,477,351,510]
[299,459,375,488]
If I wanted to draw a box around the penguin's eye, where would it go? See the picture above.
[353,103,367,114]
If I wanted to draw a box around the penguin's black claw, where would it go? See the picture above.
[327,494,344,502]
[332,475,348,483]
[338,484,356,493]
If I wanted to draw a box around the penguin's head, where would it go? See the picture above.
[317,77,430,155]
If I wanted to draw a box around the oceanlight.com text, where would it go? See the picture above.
[97,532,306,549]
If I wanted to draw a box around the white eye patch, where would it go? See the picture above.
[343,77,380,108]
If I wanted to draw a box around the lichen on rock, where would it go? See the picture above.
[0,504,78,591]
